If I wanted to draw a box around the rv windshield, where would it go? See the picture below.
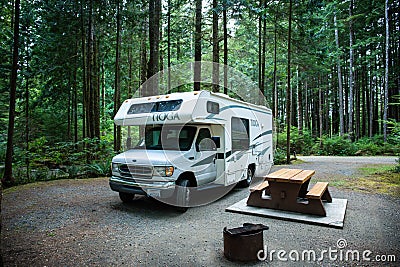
[140,125,197,151]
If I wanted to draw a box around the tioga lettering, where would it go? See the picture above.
[152,112,180,121]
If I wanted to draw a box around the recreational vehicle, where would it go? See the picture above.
[109,90,273,209]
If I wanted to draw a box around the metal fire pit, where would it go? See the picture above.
[223,223,269,262]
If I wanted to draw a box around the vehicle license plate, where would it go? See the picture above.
[147,189,161,198]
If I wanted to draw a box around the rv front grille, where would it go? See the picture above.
[119,164,153,178]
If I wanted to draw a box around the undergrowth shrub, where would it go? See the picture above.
[276,127,314,156]
[394,156,400,173]
[273,148,287,165]
[312,135,356,156]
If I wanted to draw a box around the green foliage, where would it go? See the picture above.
[274,127,399,162]
[354,137,381,155]
[65,165,84,179]
[394,156,400,173]
[314,135,357,156]
[23,137,115,167]
[86,160,112,177]
[12,165,66,185]
[273,148,287,165]
[276,127,315,156]
[1,136,116,185]
[0,140,5,164]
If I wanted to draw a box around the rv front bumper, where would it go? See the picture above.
[109,176,176,197]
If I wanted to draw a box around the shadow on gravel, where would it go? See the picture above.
[109,185,247,217]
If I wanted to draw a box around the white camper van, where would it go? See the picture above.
[109,90,273,208]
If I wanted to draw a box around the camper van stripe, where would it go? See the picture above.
[190,154,216,167]
[253,130,273,141]
[226,150,248,162]
[205,105,272,119]
[251,140,269,148]
[258,146,271,156]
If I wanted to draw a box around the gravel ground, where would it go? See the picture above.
[1,156,399,266]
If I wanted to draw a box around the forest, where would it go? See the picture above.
[1,0,399,185]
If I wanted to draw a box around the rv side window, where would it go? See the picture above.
[127,103,155,114]
[157,99,183,112]
[231,117,249,151]
[207,101,219,114]
[127,100,182,115]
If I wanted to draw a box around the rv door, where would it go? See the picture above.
[193,128,217,185]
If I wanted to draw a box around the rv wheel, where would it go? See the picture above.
[176,179,190,212]
[239,167,254,187]
[119,192,135,203]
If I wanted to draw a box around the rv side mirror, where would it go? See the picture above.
[211,136,221,148]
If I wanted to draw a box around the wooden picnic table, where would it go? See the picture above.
[247,168,332,216]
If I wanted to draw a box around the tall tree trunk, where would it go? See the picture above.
[258,0,262,91]
[286,0,293,164]
[304,80,309,130]
[273,10,279,148]
[319,81,323,147]
[80,0,87,139]
[3,0,20,185]
[325,79,331,136]
[24,28,31,183]
[84,0,100,142]
[348,0,355,140]
[223,1,228,94]
[87,0,92,138]
[355,69,361,140]
[101,58,105,117]
[194,0,202,91]
[93,38,101,139]
[212,0,219,92]
[383,0,389,142]
[114,0,121,152]
[297,67,303,135]
[369,67,375,137]
[361,50,367,137]
[167,0,171,93]
[273,12,278,119]
[261,0,267,97]
[140,23,147,93]
[139,12,147,138]
[73,45,78,143]
[146,0,161,96]
[334,12,345,136]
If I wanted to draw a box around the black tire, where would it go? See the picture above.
[119,192,135,203]
[239,167,254,188]
[176,179,190,212]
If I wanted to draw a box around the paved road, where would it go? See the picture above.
[2,156,399,266]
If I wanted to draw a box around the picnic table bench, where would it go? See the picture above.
[247,168,332,216]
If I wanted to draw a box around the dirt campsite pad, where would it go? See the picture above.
[2,156,399,266]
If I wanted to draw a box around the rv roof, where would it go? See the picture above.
[127,90,269,111]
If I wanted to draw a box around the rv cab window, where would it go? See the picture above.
[144,125,196,151]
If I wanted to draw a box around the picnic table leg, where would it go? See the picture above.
[306,198,327,216]
[322,188,332,203]
[247,190,263,206]
[298,179,311,198]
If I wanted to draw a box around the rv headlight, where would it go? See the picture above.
[153,166,174,177]
[165,166,174,177]
[111,163,120,173]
